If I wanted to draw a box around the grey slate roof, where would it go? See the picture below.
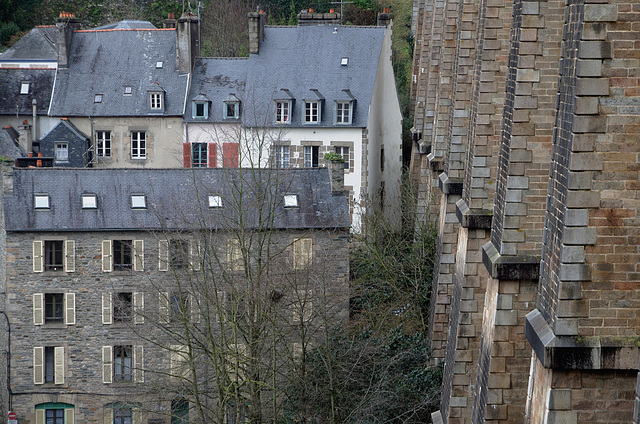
[0,68,55,115]
[0,26,57,61]
[49,25,189,117]
[186,25,385,128]
[94,20,158,30]
[4,167,350,232]
[0,127,25,159]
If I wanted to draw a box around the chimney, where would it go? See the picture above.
[163,12,177,29]
[32,99,37,145]
[176,12,200,73]
[328,159,345,195]
[248,10,266,55]
[18,119,32,154]
[297,10,341,25]
[377,8,393,27]
[56,12,81,68]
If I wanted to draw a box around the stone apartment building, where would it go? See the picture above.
[1,166,350,424]
[410,0,640,422]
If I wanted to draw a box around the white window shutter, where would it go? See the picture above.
[35,409,45,424]
[190,239,201,271]
[190,294,201,323]
[134,292,144,324]
[33,293,44,325]
[33,240,43,272]
[102,240,112,272]
[103,407,113,424]
[65,293,76,325]
[102,293,112,324]
[134,240,144,271]
[158,240,169,271]
[159,292,170,324]
[65,240,76,272]
[33,346,44,384]
[293,238,312,270]
[102,346,113,384]
[54,346,65,384]
[64,408,75,424]
[134,345,144,383]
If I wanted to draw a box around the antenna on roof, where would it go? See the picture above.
[329,0,353,24]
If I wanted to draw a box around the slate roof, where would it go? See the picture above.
[94,20,158,30]
[186,25,385,128]
[0,127,25,159]
[49,25,189,117]
[0,68,55,115]
[4,167,350,232]
[0,26,57,61]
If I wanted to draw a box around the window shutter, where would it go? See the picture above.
[65,240,76,272]
[223,143,239,167]
[54,346,65,384]
[190,294,201,323]
[102,346,113,384]
[133,240,144,271]
[132,408,143,424]
[64,408,75,424]
[65,293,76,325]
[102,293,112,324]
[171,344,188,380]
[134,292,144,324]
[158,240,169,271]
[102,240,112,272]
[35,409,45,424]
[33,240,43,272]
[33,346,44,384]
[293,238,313,270]
[208,142,217,167]
[216,290,226,322]
[190,239,201,271]
[134,345,144,383]
[103,407,113,424]
[33,293,44,325]
[183,143,191,168]
[159,292,170,324]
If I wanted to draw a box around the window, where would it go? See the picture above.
[336,101,352,124]
[170,240,189,268]
[276,101,291,123]
[114,240,132,270]
[94,94,103,103]
[82,193,97,209]
[55,143,68,162]
[45,293,64,324]
[193,101,208,118]
[225,102,239,119]
[35,403,75,424]
[341,57,348,66]
[274,145,290,168]
[304,146,319,167]
[102,292,143,325]
[113,407,132,424]
[45,408,65,424]
[284,194,298,208]
[114,345,132,381]
[114,292,132,322]
[171,398,189,424]
[305,101,320,123]
[192,143,207,167]
[131,194,146,209]
[20,81,29,94]
[170,293,188,322]
[381,147,385,172]
[124,86,132,95]
[228,239,243,271]
[35,194,49,209]
[209,195,223,208]
[150,92,163,110]
[44,240,64,271]
[34,346,64,385]
[292,238,312,269]
[334,146,350,170]
[96,131,111,157]
[131,131,146,159]
[156,61,164,68]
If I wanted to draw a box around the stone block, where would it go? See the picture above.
[506,176,529,189]
[514,96,538,109]
[496,310,518,326]
[511,149,532,163]
[522,15,545,28]
[569,153,603,171]
[573,116,606,133]
[576,60,602,77]
[584,4,617,22]
[571,134,596,152]
[582,23,607,41]
[579,41,612,59]
[516,68,540,82]
[558,281,582,299]
[487,389,503,405]
[520,28,537,42]
[564,209,588,227]
[565,191,600,209]
[576,78,609,96]
[546,411,577,424]
[505,203,528,216]
[559,264,591,281]
[497,294,513,310]
[449,397,468,407]
[485,404,508,420]
[560,245,585,263]
[503,229,525,243]
[575,97,599,115]
[562,227,597,245]
[488,373,511,389]
[519,42,543,55]
[557,299,589,318]
[548,389,572,410]
[522,1,539,15]
[568,172,592,190]
[554,319,578,336]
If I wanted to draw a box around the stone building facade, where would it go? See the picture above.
[2,166,350,424]
[410,0,640,422]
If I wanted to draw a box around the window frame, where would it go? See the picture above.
[193,101,208,119]
[113,345,133,382]
[20,81,29,94]
[55,142,69,162]
[113,292,133,322]
[224,101,240,119]
[149,92,163,110]
[274,145,290,168]
[82,193,98,209]
[130,131,146,159]
[44,293,64,324]
[304,100,320,124]
[304,145,319,168]
[335,101,352,124]
[208,195,223,208]
[44,240,64,272]
[192,143,208,167]
[34,194,50,209]
[130,194,146,209]
[113,240,133,271]
[96,130,112,157]
[334,146,350,170]
[276,101,291,124]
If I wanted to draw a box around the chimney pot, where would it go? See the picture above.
[330,8,335,13]
[308,8,313,12]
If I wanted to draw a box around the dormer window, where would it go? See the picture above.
[192,94,210,119]
[131,194,146,209]
[124,86,133,96]
[94,94,103,103]
[305,101,321,124]
[223,93,240,119]
[335,101,353,124]
[82,193,98,209]
[20,81,29,94]
[34,194,50,209]
[150,92,163,110]
[276,101,291,124]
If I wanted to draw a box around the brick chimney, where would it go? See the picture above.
[297,10,341,25]
[329,159,345,195]
[176,12,199,73]
[377,8,393,27]
[163,12,177,29]
[248,10,266,55]
[56,12,81,68]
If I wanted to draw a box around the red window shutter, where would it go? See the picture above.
[223,143,239,168]
[183,143,191,168]
[208,143,217,168]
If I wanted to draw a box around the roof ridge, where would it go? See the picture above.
[35,25,56,28]
[75,28,175,33]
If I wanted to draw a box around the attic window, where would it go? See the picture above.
[34,194,50,209]
[284,194,298,208]
[94,94,103,103]
[20,82,29,94]
[149,92,163,110]
[224,101,239,119]
[124,86,133,96]
[131,194,146,209]
[341,57,348,66]
[156,61,163,68]
[208,195,223,208]
[82,193,98,209]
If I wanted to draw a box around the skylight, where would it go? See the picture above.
[341,57,348,66]
[156,61,163,68]
[82,193,98,209]
[209,195,223,208]
[20,82,29,94]
[94,94,103,103]
[124,86,132,95]
[131,194,146,209]
[34,194,49,209]
[284,194,298,208]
